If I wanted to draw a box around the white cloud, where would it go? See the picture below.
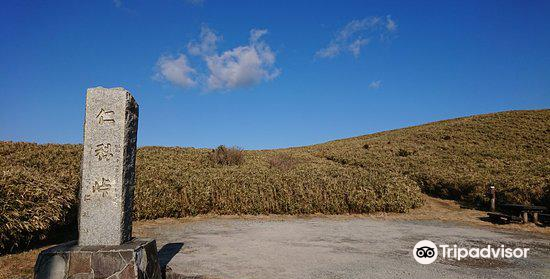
[337,17,381,41]
[250,29,268,42]
[349,38,370,58]
[386,15,397,32]
[369,80,382,89]
[113,0,122,7]
[206,29,279,90]
[154,26,279,92]
[316,15,397,59]
[315,43,340,59]
[155,54,197,88]
[187,26,221,56]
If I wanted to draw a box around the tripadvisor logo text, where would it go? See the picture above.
[412,240,530,265]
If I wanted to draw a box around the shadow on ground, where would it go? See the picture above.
[158,242,191,279]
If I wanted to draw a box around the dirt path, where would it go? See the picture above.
[1,196,548,279]
[134,195,550,236]
[136,216,549,279]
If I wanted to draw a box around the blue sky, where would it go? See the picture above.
[1,0,549,149]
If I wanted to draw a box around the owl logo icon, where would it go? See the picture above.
[416,246,435,258]
[413,240,438,264]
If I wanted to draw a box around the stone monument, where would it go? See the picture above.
[34,87,161,279]
[79,87,138,245]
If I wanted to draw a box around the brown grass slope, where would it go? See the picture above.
[1,109,548,253]
[305,109,549,206]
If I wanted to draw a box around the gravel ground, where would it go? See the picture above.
[135,217,550,279]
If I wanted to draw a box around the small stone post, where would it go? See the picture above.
[489,186,496,212]
[34,87,161,279]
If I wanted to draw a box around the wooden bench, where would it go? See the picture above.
[501,204,547,223]
[539,213,550,226]
[487,212,523,224]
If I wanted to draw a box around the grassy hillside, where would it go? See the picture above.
[306,109,549,207]
[1,109,548,253]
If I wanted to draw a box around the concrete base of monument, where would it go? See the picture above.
[34,238,161,279]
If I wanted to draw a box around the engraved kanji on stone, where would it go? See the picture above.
[79,87,139,246]
[96,108,115,124]
[93,178,112,197]
[94,143,113,161]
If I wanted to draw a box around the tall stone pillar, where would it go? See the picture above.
[79,87,138,246]
[34,87,161,279]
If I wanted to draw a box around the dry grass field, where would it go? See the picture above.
[1,109,548,255]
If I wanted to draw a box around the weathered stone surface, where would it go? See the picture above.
[144,240,161,277]
[79,87,139,246]
[91,252,127,278]
[118,264,136,279]
[34,239,160,279]
[67,252,91,276]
